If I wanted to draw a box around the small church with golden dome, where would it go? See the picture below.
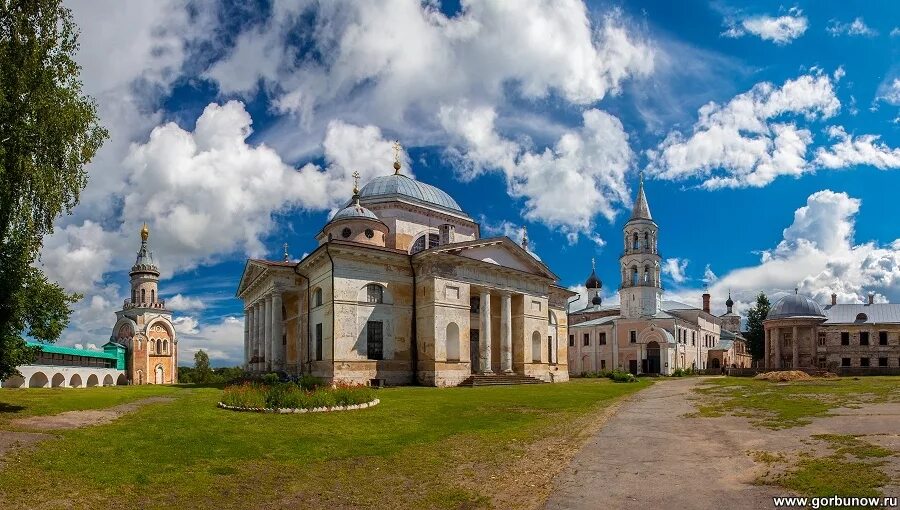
[109,224,178,385]
[236,145,575,386]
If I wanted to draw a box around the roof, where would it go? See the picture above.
[629,175,652,222]
[26,341,117,360]
[823,303,900,324]
[660,300,696,311]
[584,269,602,289]
[331,202,380,222]
[711,338,734,351]
[571,315,620,328]
[767,293,826,320]
[359,174,463,213]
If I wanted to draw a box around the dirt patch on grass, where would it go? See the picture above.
[754,371,814,382]
[0,431,52,470]
[8,396,174,431]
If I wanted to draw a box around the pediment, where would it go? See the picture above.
[236,260,269,297]
[428,237,557,280]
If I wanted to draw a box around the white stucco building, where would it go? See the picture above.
[236,151,575,386]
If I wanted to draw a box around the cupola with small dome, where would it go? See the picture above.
[585,258,603,306]
[319,171,389,247]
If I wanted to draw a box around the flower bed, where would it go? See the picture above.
[219,382,377,413]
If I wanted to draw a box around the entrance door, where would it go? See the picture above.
[628,359,638,375]
[155,365,164,384]
[646,341,661,374]
[470,330,480,373]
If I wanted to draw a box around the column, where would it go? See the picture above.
[764,327,770,371]
[500,292,512,373]
[479,290,492,374]
[243,307,250,370]
[812,326,818,368]
[250,303,258,372]
[791,325,799,369]
[263,294,273,372]
[773,328,781,369]
[272,292,284,371]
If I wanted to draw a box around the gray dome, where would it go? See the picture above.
[359,174,462,212]
[767,293,826,320]
[331,203,379,222]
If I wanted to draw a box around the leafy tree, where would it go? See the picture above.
[745,292,771,361]
[194,350,212,383]
[0,0,107,380]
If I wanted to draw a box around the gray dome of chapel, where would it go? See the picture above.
[767,293,826,320]
[359,174,462,212]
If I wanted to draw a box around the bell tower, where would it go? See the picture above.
[110,224,177,384]
[619,174,662,318]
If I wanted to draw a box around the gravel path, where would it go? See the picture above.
[545,378,781,510]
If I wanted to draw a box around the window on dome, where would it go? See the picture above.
[341,227,352,238]
[365,228,374,239]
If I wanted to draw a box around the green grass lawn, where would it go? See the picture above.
[691,376,900,428]
[0,379,647,509]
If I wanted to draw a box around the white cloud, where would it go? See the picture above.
[167,294,207,312]
[827,17,877,37]
[876,78,900,106]
[722,9,808,44]
[702,264,718,285]
[647,72,840,188]
[662,258,689,283]
[706,190,900,310]
[814,126,900,170]
[441,105,634,238]
[173,316,200,335]
[177,316,245,366]
[891,27,900,37]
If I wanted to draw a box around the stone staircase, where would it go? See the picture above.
[457,373,546,387]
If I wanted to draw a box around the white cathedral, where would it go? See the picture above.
[236,149,576,387]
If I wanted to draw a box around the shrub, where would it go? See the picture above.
[298,374,324,391]
[610,370,636,383]
[261,373,280,385]
[220,381,375,410]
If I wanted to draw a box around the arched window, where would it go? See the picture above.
[532,331,542,363]
[151,289,155,303]
[632,232,639,250]
[156,339,162,353]
[644,232,649,249]
[132,289,137,303]
[643,266,650,284]
[148,340,154,353]
[446,323,460,361]
[141,288,146,303]
[163,340,168,353]
[411,233,441,254]
[631,267,639,286]
[856,313,868,322]
[366,284,383,304]
[314,288,323,307]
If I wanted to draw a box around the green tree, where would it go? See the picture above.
[745,292,771,362]
[194,350,212,383]
[0,0,107,380]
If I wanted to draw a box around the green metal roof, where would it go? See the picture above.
[26,341,118,360]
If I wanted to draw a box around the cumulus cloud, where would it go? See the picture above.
[814,126,900,170]
[707,190,900,310]
[177,316,245,366]
[827,17,877,37]
[167,294,206,312]
[876,78,900,106]
[647,72,841,188]
[662,258,689,283]
[722,8,808,44]
[441,105,634,238]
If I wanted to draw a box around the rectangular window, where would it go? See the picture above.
[366,321,384,360]
[470,296,480,314]
[841,332,850,345]
[568,334,574,347]
[367,284,383,304]
[841,357,850,367]
[315,323,323,361]
[879,331,888,345]
[692,331,696,346]
[599,332,607,346]
[878,357,888,367]
[860,357,870,367]
[630,330,636,343]
[600,359,606,369]
[583,333,590,346]
[818,333,826,346]
[860,332,869,346]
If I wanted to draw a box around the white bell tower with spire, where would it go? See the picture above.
[619,173,662,318]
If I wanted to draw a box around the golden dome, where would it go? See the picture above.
[140,223,149,241]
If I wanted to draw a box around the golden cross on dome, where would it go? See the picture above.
[392,141,402,174]
[352,171,360,194]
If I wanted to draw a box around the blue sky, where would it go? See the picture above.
[44,0,900,366]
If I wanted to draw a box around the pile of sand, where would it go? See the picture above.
[753,370,814,382]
